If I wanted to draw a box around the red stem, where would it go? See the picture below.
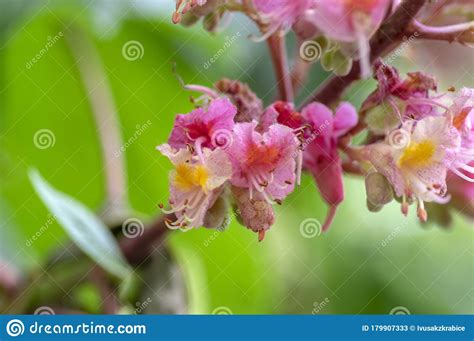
[267,33,294,102]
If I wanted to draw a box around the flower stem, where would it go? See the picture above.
[410,20,474,43]
[301,0,428,107]
[267,33,294,102]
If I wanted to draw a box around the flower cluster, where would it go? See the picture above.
[157,83,361,239]
[174,0,392,78]
[161,1,474,239]
[158,96,301,240]
[364,63,474,222]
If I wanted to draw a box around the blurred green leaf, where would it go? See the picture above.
[29,169,132,279]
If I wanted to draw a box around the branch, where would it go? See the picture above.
[120,214,174,266]
[301,0,428,107]
[267,33,294,102]
[291,40,313,94]
[409,20,474,43]
[91,266,119,314]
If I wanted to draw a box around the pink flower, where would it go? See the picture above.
[311,0,388,42]
[227,121,299,204]
[362,61,440,125]
[447,164,474,219]
[253,0,316,36]
[301,102,358,230]
[445,88,474,210]
[366,112,473,221]
[450,87,474,149]
[260,101,306,130]
[168,98,237,156]
[309,0,390,78]
[232,186,275,242]
[157,144,232,230]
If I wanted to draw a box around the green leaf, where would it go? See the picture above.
[28,169,132,279]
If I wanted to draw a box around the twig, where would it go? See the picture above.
[409,20,474,43]
[91,266,119,314]
[65,26,130,225]
[301,0,428,107]
[267,33,294,102]
[291,40,313,94]
[120,214,174,266]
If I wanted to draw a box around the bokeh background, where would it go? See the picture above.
[1,0,473,315]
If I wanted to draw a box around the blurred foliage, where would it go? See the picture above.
[0,0,472,315]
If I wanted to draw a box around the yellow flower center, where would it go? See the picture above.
[398,140,436,169]
[174,163,209,191]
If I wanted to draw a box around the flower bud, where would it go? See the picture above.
[214,78,263,123]
[365,172,394,208]
[366,198,383,212]
[203,194,229,229]
[232,186,275,241]
[364,99,404,135]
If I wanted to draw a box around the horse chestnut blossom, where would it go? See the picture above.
[159,97,302,240]
[362,61,439,128]
[168,97,237,154]
[366,85,474,221]
[162,0,474,240]
[301,102,358,230]
[309,0,391,78]
[157,144,232,230]
[253,0,315,36]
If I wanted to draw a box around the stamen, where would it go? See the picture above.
[401,195,409,216]
[406,97,450,111]
[417,199,427,222]
[258,229,266,242]
[194,136,207,163]
[353,13,371,79]
[296,150,303,185]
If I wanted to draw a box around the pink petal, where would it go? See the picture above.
[333,102,358,137]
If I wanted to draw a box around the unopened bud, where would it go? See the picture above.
[203,194,229,229]
[365,172,394,207]
[232,186,274,241]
